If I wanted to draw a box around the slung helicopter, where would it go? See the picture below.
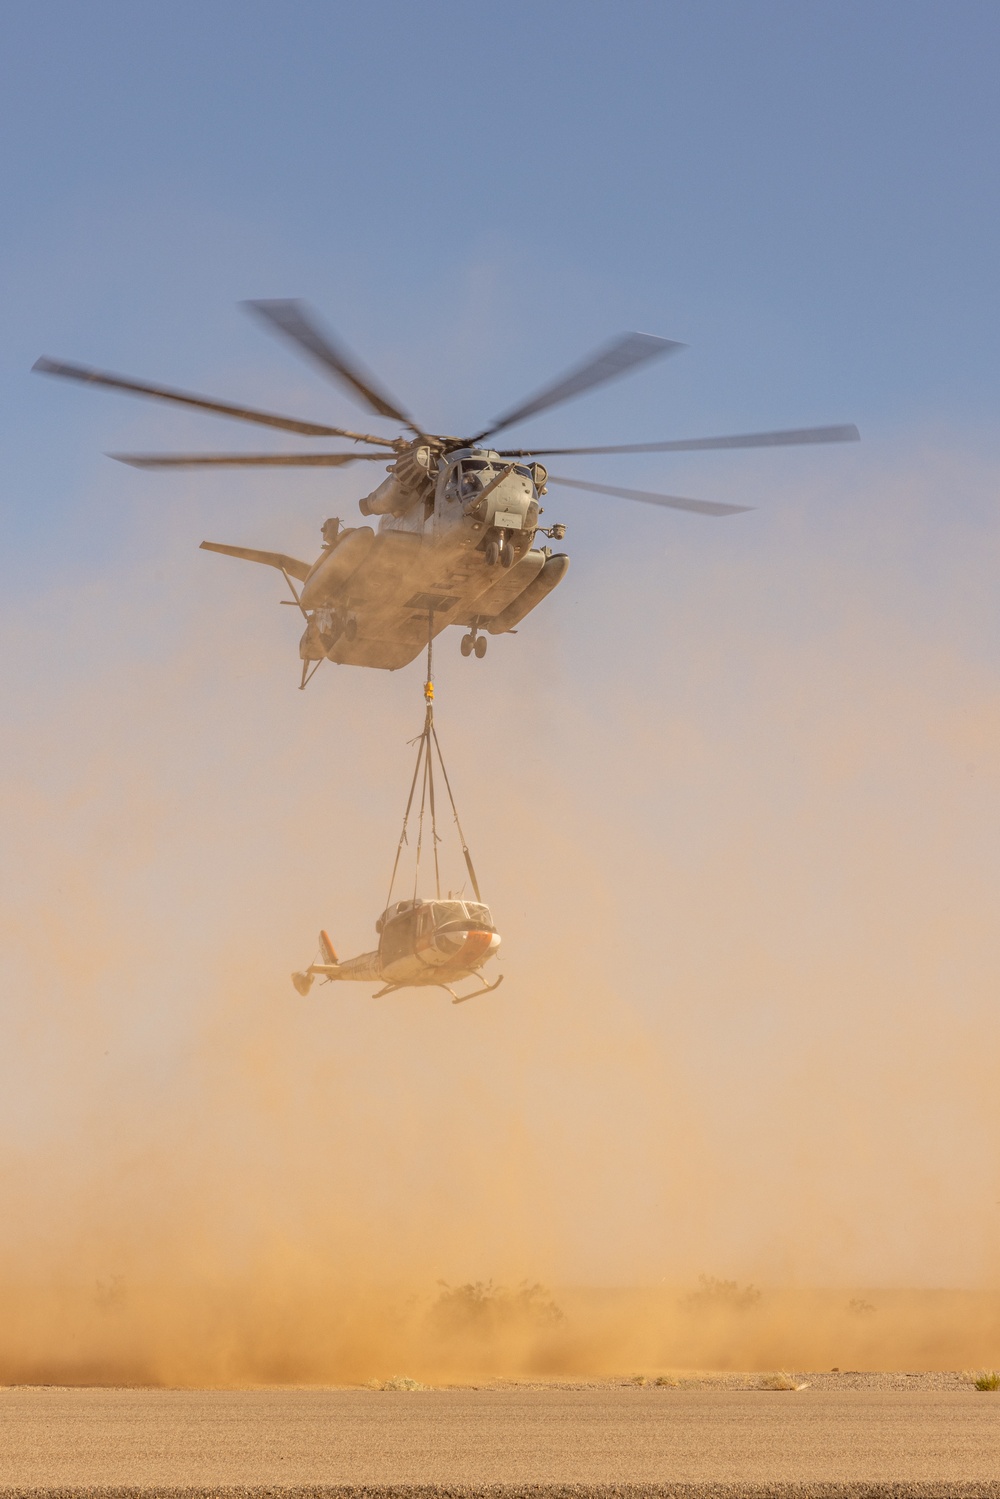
[293,686,503,1006]
[292,900,502,1005]
[34,301,859,684]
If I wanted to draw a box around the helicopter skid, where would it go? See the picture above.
[449,973,505,1005]
[370,972,504,1003]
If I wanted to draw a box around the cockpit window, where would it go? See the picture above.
[444,459,535,503]
[443,461,490,500]
[465,902,493,927]
[467,460,532,480]
[459,465,484,497]
[431,901,468,926]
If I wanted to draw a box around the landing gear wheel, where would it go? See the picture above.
[474,635,488,659]
[460,633,474,657]
[485,540,500,567]
[501,541,515,568]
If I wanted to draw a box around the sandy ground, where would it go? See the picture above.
[2,1380,1000,1496]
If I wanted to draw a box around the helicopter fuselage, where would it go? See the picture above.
[203,447,569,672]
[292,898,502,1002]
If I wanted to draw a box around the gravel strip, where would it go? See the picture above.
[5,1486,1000,1498]
[469,1371,992,1392]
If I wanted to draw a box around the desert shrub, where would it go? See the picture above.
[682,1275,761,1313]
[430,1280,564,1339]
[760,1371,803,1390]
[973,1370,1000,1391]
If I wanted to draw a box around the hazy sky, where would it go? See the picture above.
[4,0,1000,562]
[2,2,1000,1347]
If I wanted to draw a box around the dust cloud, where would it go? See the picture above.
[1,444,1000,1383]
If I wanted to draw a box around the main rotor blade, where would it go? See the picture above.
[32,357,398,444]
[473,332,684,444]
[244,300,420,432]
[501,423,860,457]
[547,474,751,518]
[108,450,390,469]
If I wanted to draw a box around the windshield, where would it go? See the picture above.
[445,460,534,500]
[429,901,468,927]
[465,460,533,480]
[464,902,493,927]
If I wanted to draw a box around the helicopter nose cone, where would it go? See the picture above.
[447,928,500,965]
[427,918,501,966]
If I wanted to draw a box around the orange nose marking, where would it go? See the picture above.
[457,930,494,964]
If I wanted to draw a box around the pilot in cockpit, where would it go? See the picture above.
[460,465,483,500]
[445,460,490,504]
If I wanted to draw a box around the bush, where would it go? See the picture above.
[430,1280,564,1339]
[973,1370,1000,1391]
[760,1371,805,1391]
[682,1275,761,1313]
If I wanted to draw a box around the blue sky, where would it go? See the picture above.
[4,0,1000,565]
[3,3,1000,1299]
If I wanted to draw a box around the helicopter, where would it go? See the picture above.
[34,301,859,685]
[291,900,502,1005]
[291,658,503,1006]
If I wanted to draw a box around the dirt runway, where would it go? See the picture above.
[2,1385,1000,1496]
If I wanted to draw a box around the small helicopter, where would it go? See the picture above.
[292,900,502,1005]
[34,301,859,685]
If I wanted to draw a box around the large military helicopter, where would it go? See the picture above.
[34,301,859,684]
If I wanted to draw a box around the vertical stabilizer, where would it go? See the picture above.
[319,930,339,964]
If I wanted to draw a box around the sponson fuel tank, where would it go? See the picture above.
[487,553,569,634]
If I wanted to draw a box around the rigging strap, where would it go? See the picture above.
[430,720,482,902]
[384,624,483,910]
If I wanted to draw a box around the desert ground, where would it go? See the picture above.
[2,1377,1000,1497]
